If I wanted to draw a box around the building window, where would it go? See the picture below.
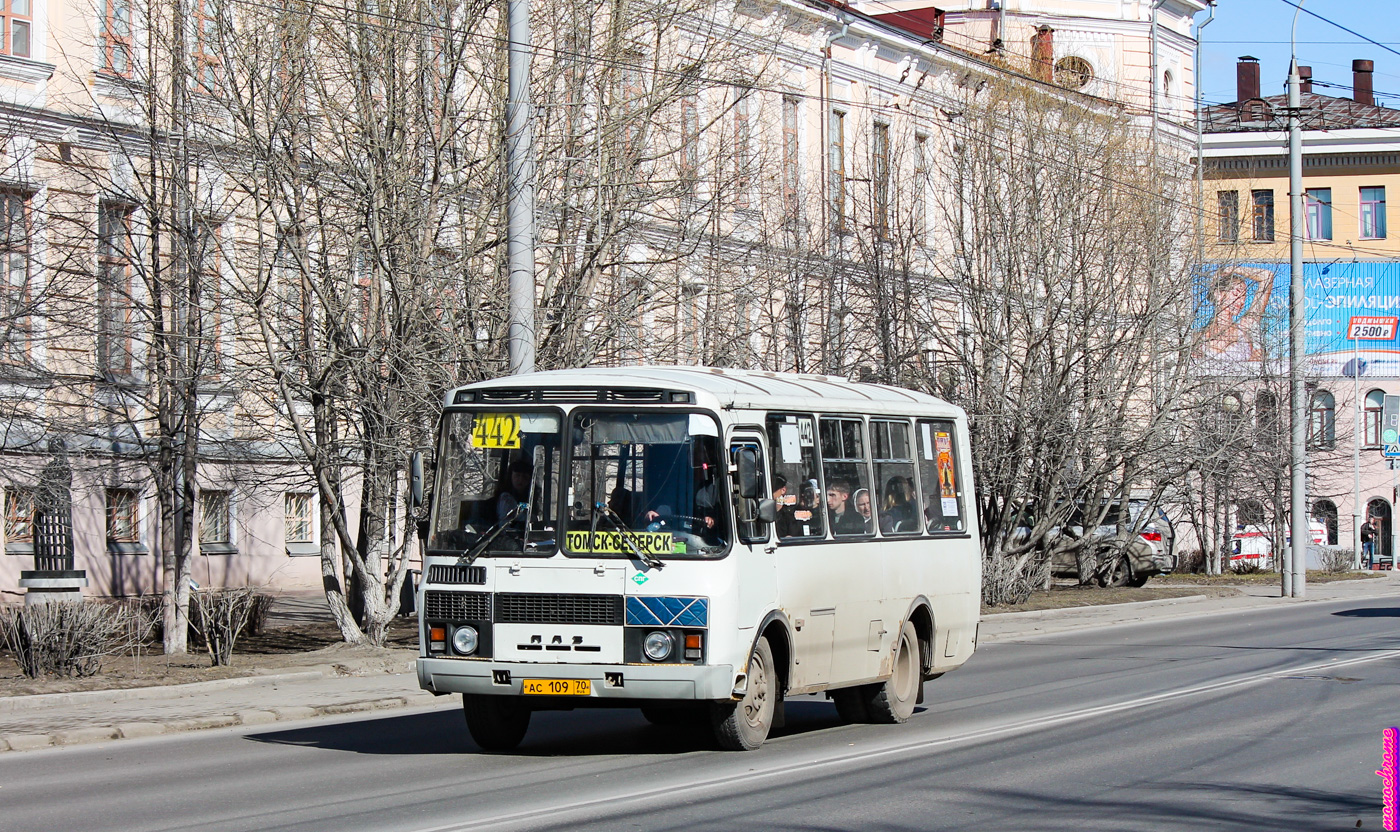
[679,94,699,193]
[0,191,29,365]
[913,134,928,244]
[829,109,845,233]
[872,122,890,239]
[1365,388,1386,447]
[191,0,221,92]
[1054,56,1094,89]
[1217,191,1239,242]
[98,202,136,378]
[1312,499,1339,546]
[733,94,752,209]
[285,491,316,555]
[100,0,132,75]
[106,488,144,553]
[192,221,222,379]
[1308,389,1335,449]
[1252,189,1275,242]
[3,486,34,553]
[782,95,800,224]
[1361,186,1387,239]
[0,0,30,58]
[200,490,234,552]
[1305,188,1332,240]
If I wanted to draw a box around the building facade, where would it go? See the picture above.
[1202,55,1400,567]
[0,0,1208,602]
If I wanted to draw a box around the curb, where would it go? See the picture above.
[0,690,446,753]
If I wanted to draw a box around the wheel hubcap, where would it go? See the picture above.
[744,658,769,727]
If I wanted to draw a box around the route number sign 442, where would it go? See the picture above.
[1347,316,1399,340]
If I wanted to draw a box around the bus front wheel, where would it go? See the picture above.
[711,636,775,751]
[463,694,531,751]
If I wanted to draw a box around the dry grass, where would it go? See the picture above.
[0,616,417,697]
[1153,571,1385,586]
[981,584,1242,615]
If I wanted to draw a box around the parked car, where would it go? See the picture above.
[1046,500,1177,587]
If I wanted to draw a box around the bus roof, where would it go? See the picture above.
[448,366,965,419]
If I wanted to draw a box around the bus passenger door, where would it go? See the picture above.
[730,434,778,660]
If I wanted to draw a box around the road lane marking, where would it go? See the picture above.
[410,647,1400,832]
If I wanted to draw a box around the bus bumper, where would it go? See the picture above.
[417,657,737,701]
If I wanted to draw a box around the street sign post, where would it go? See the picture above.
[1385,394,1400,459]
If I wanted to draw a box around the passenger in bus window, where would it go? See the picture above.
[853,488,875,534]
[773,475,797,538]
[880,476,918,534]
[828,481,864,535]
[796,479,823,536]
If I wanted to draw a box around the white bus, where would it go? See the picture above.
[415,367,981,751]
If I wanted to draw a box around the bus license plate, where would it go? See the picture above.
[522,679,591,696]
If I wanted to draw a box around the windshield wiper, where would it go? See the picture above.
[459,502,527,566]
[592,502,665,570]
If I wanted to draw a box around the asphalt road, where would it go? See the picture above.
[2,596,1396,832]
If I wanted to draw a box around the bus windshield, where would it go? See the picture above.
[565,411,728,558]
[429,410,562,557]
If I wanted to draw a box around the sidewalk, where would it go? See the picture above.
[1,575,1397,754]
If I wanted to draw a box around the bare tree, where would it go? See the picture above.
[926,78,1204,603]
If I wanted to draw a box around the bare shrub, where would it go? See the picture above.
[1176,548,1206,574]
[1317,547,1355,574]
[983,553,1049,606]
[1230,559,1264,575]
[189,588,259,666]
[244,593,274,637]
[0,601,145,678]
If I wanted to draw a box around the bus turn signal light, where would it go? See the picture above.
[685,633,703,660]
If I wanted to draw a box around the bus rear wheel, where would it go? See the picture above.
[463,694,531,751]
[711,636,775,751]
[834,621,920,725]
[864,621,920,723]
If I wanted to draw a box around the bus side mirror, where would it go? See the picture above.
[756,499,777,524]
[409,451,425,509]
[734,447,763,499]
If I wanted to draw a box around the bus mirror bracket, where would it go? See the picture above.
[756,498,777,524]
[409,451,425,508]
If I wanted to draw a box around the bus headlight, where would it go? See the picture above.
[643,630,674,661]
[452,625,479,655]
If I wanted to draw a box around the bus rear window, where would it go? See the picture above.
[917,420,965,533]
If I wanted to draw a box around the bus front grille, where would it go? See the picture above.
[495,593,623,626]
[426,564,487,585]
[423,590,491,621]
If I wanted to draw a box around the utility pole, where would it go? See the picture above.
[1287,57,1307,599]
[506,0,536,375]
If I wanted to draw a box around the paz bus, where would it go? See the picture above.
[414,367,981,751]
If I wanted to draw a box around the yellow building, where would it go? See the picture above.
[1203,55,1400,567]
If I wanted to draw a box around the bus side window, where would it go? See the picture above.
[765,414,825,540]
[872,420,920,536]
[820,417,873,538]
[917,419,965,533]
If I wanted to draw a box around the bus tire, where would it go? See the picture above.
[863,621,920,724]
[831,687,870,723]
[710,636,775,751]
[462,694,531,751]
